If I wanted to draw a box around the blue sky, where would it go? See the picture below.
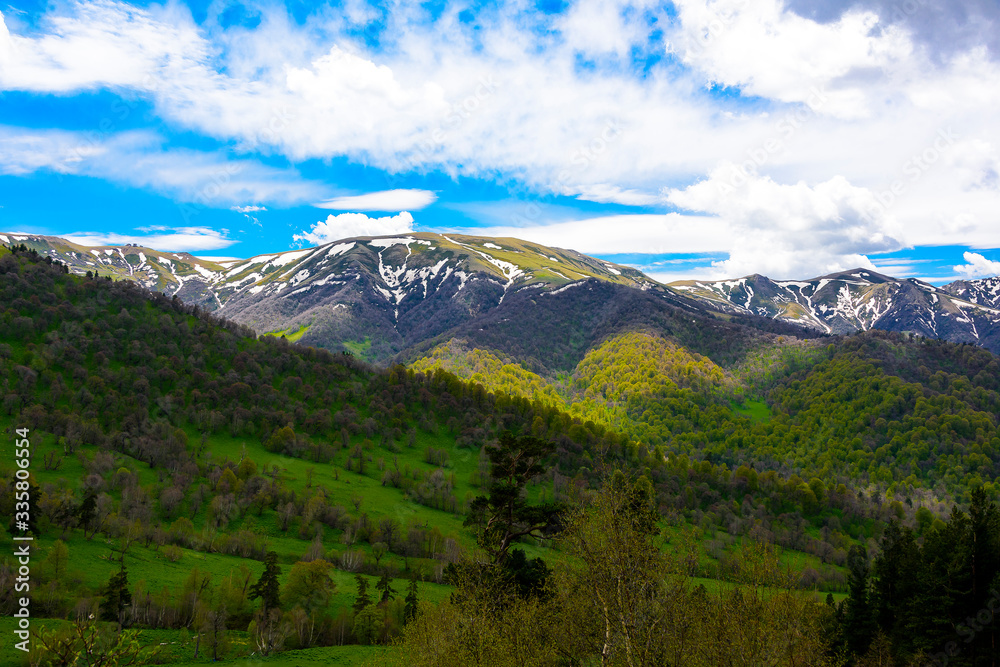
[1,0,1000,284]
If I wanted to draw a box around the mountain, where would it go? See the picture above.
[10,231,1000,359]
[942,275,1000,309]
[9,231,801,365]
[670,268,1000,354]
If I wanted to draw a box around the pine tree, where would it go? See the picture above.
[77,491,97,539]
[100,567,132,630]
[353,574,372,614]
[404,576,419,623]
[843,545,875,655]
[249,551,281,614]
[375,570,396,605]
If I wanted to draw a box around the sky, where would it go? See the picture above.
[1,0,999,285]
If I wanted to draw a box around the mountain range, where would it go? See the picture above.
[7,231,1000,358]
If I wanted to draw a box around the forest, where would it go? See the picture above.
[1,244,999,665]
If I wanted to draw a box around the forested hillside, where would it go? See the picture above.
[3,244,1000,666]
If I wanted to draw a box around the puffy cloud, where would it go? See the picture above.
[294,211,415,245]
[664,164,904,278]
[669,0,912,118]
[62,226,234,251]
[954,252,1000,279]
[2,1,1000,279]
[315,189,437,212]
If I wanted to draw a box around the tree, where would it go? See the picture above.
[843,545,876,656]
[354,574,372,615]
[100,567,132,631]
[376,570,397,605]
[200,605,229,661]
[404,576,420,624]
[465,432,563,565]
[43,540,70,580]
[282,559,335,615]
[249,551,281,615]
[561,471,675,666]
[33,615,155,666]
[353,604,385,645]
[372,541,388,567]
[249,608,288,657]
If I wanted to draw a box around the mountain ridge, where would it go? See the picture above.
[7,230,1000,357]
[670,266,1000,354]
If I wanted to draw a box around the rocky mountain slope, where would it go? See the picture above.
[9,230,999,359]
[670,269,1000,354]
[9,232,694,363]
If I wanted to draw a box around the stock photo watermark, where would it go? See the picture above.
[12,426,33,654]
[861,127,958,223]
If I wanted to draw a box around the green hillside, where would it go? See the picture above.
[2,245,999,666]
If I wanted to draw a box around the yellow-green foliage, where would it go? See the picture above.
[574,331,732,399]
[411,340,567,408]
[414,332,735,433]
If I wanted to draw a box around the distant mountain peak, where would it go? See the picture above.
[669,268,1000,353]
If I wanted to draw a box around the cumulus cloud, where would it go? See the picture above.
[314,189,437,212]
[669,0,911,118]
[954,252,1000,279]
[294,211,415,245]
[62,226,234,251]
[2,1,1000,279]
[664,164,904,278]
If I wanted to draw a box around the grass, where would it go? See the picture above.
[0,616,398,666]
[263,324,311,343]
[342,337,372,357]
[733,399,772,422]
[2,387,846,667]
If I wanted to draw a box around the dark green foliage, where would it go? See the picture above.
[375,570,396,605]
[465,432,564,564]
[249,551,281,614]
[502,548,550,600]
[841,546,875,655]
[353,574,371,615]
[833,488,1000,665]
[404,576,419,624]
[99,567,132,628]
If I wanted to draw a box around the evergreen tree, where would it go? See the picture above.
[465,432,564,565]
[77,491,97,539]
[249,551,281,614]
[871,521,920,643]
[353,574,372,614]
[376,570,397,605]
[842,545,875,656]
[99,567,132,630]
[404,576,419,624]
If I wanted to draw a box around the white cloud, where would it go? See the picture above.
[574,184,662,206]
[457,213,731,255]
[669,0,912,118]
[0,125,326,206]
[314,189,437,212]
[62,226,234,251]
[2,1,1000,279]
[294,211,415,245]
[664,164,903,278]
[232,205,267,213]
[954,252,1000,279]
